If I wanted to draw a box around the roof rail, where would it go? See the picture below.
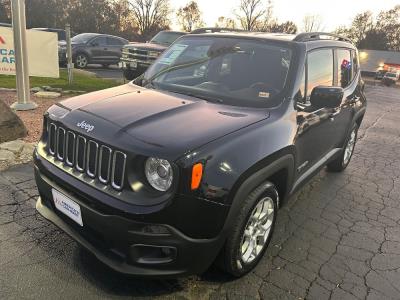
[190,27,247,34]
[293,32,352,43]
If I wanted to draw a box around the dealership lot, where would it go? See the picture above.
[0,85,400,299]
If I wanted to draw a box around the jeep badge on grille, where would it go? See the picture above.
[77,121,94,133]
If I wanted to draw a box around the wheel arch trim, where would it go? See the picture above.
[222,152,295,234]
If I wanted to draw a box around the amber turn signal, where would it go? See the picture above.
[191,163,203,190]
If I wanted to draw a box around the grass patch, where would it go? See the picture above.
[0,69,119,92]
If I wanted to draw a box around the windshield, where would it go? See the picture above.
[150,31,185,46]
[143,36,293,108]
[72,33,96,44]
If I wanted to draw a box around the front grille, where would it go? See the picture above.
[45,122,127,191]
[125,48,157,63]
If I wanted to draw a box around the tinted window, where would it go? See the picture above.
[107,37,124,45]
[150,31,185,46]
[337,49,352,88]
[307,49,334,98]
[72,33,98,44]
[143,37,293,108]
[92,36,107,46]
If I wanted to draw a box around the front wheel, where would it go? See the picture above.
[217,182,278,277]
[327,124,358,172]
[75,53,89,69]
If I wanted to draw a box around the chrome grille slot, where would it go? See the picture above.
[45,122,127,191]
[48,123,57,155]
[65,131,76,166]
[56,127,66,161]
[111,151,126,190]
[86,140,99,178]
[99,146,112,183]
[76,136,87,172]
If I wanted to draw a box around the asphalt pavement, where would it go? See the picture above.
[1,85,400,299]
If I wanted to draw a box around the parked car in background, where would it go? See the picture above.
[120,30,186,80]
[382,72,399,86]
[374,70,386,80]
[58,33,129,68]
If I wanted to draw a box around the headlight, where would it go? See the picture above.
[145,157,173,191]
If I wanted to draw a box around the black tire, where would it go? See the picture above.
[75,53,89,69]
[123,69,141,81]
[217,182,278,277]
[327,123,358,172]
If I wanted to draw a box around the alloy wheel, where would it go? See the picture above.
[343,129,356,165]
[240,196,275,264]
[76,55,88,68]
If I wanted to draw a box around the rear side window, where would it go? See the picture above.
[306,49,334,99]
[337,49,352,88]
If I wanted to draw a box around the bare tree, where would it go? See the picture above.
[301,14,323,32]
[215,16,237,29]
[129,0,171,39]
[268,21,297,34]
[376,5,400,51]
[177,1,204,32]
[235,0,266,31]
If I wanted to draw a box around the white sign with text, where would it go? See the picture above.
[0,26,59,78]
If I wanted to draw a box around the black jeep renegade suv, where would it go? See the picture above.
[34,32,366,277]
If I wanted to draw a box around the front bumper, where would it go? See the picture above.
[119,58,153,70]
[34,153,229,277]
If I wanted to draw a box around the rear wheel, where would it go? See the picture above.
[327,124,358,172]
[218,182,278,277]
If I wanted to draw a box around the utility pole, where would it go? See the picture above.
[65,24,73,84]
[10,0,37,111]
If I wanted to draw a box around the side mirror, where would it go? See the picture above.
[310,86,344,109]
[91,42,99,47]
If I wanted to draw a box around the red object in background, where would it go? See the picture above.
[0,36,5,44]
[383,63,400,72]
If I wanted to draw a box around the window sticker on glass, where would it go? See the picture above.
[158,44,188,65]
[259,92,270,98]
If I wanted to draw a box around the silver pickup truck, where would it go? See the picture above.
[119,30,186,80]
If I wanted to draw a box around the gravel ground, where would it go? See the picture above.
[1,85,400,299]
[0,91,64,143]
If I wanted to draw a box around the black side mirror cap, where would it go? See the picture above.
[310,86,344,109]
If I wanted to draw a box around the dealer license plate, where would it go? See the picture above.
[52,189,83,226]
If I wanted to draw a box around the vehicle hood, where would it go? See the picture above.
[124,42,166,52]
[53,84,269,159]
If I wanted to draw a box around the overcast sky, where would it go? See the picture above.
[170,0,400,31]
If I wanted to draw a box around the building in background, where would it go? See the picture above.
[359,49,400,77]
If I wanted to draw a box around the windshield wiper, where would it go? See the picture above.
[175,91,224,104]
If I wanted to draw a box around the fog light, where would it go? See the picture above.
[130,245,177,264]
